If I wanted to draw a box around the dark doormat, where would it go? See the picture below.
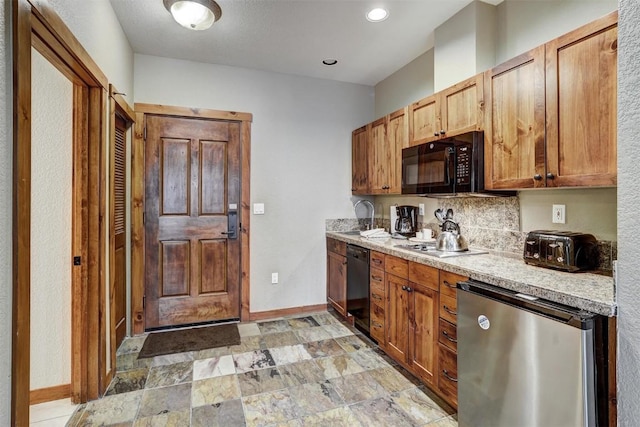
[138,323,240,359]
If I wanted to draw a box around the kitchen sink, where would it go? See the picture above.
[395,243,488,258]
[335,230,362,236]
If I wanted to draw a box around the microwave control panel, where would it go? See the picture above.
[456,146,471,184]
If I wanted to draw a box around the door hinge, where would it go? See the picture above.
[143,295,146,309]
[73,256,81,266]
[143,212,145,225]
[143,125,147,141]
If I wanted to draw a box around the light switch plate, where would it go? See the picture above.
[253,203,265,215]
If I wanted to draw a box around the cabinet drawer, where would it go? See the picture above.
[327,237,346,256]
[370,310,385,344]
[440,294,458,325]
[370,271,385,305]
[385,255,408,278]
[371,251,385,270]
[438,319,457,352]
[409,262,439,291]
[440,271,467,299]
[438,343,458,408]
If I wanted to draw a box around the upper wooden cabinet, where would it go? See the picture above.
[545,11,618,188]
[485,11,618,189]
[409,74,484,146]
[351,124,369,194]
[484,46,546,189]
[354,107,409,195]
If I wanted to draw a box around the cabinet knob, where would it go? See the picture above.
[533,174,543,181]
[434,132,440,137]
[402,286,407,291]
[406,287,413,293]
[440,130,446,135]
[546,172,555,180]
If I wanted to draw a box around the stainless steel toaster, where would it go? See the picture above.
[523,230,598,272]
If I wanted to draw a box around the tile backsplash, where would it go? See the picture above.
[327,195,616,273]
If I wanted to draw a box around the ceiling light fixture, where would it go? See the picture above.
[163,0,222,31]
[322,59,338,66]
[366,8,389,22]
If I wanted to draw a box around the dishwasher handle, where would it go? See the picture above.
[457,279,597,330]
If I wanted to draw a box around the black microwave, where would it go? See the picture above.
[401,131,486,196]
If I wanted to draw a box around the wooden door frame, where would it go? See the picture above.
[13,0,109,424]
[131,103,252,335]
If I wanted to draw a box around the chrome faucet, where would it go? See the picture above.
[354,199,375,230]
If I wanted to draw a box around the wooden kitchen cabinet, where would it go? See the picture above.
[355,107,408,195]
[386,259,440,388]
[369,251,386,345]
[484,11,617,190]
[409,74,484,147]
[326,238,347,316]
[484,46,546,190]
[437,270,467,409]
[545,11,618,188]
[351,125,369,194]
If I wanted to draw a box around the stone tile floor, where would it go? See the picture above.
[67,310,458,426]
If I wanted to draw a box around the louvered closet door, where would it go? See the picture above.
[113,115,127,349]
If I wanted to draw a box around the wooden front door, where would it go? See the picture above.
[144,115,241,329]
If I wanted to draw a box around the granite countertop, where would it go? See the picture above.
[326,231,616,317]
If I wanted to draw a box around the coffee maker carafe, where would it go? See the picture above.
[395,205,418,237]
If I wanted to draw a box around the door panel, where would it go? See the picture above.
[145,115,241,328]
[113,115,128,351]
[409,283,439,387]
[386,274,409,363]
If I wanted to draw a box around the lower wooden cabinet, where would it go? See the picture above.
[408,282,439,387]
[369,253,386,345]
[326,238,347,316]
[438,343,458,407]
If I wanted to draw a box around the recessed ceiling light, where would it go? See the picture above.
[322,59,338,66]
[366,8,389,22]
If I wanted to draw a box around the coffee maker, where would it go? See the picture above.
[395,205,418,237]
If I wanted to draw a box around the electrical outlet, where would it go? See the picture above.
[418,203,425,216]
[271,272,278,284]
[552,204,566,224]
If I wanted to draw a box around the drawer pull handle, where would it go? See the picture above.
[372,275,383,281]
[372,322,383,328]
[442,331,457,343]
[443,305,457,316]
[372,294,382,301]
[373,259,383,265]
[443,280,456,289]
[442,369,458,383]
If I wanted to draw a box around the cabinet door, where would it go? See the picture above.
[545,11,618,187]
[484,47,546,189]
[440,73,484,138]
[408,282,439,387]
[327,251,347,316]
[386,274,410,363]
[409,94,439,146]
[368,117,389,194]
[386,107,409,194]
[352,125,369,194]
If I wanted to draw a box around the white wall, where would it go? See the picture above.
[49,0,134,98]
[134,54,373,312]
[496,0,617,64]
[30,49,73,390]
[617,0,640,423]
[0,0,12,423]
[374,50,434,118]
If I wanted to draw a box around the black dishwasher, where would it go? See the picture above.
[346,244,370,334]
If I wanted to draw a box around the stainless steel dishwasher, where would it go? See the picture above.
[457,280,609,427]
[346,244,370,335]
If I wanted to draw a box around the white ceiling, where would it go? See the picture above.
[109,0,501,86]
